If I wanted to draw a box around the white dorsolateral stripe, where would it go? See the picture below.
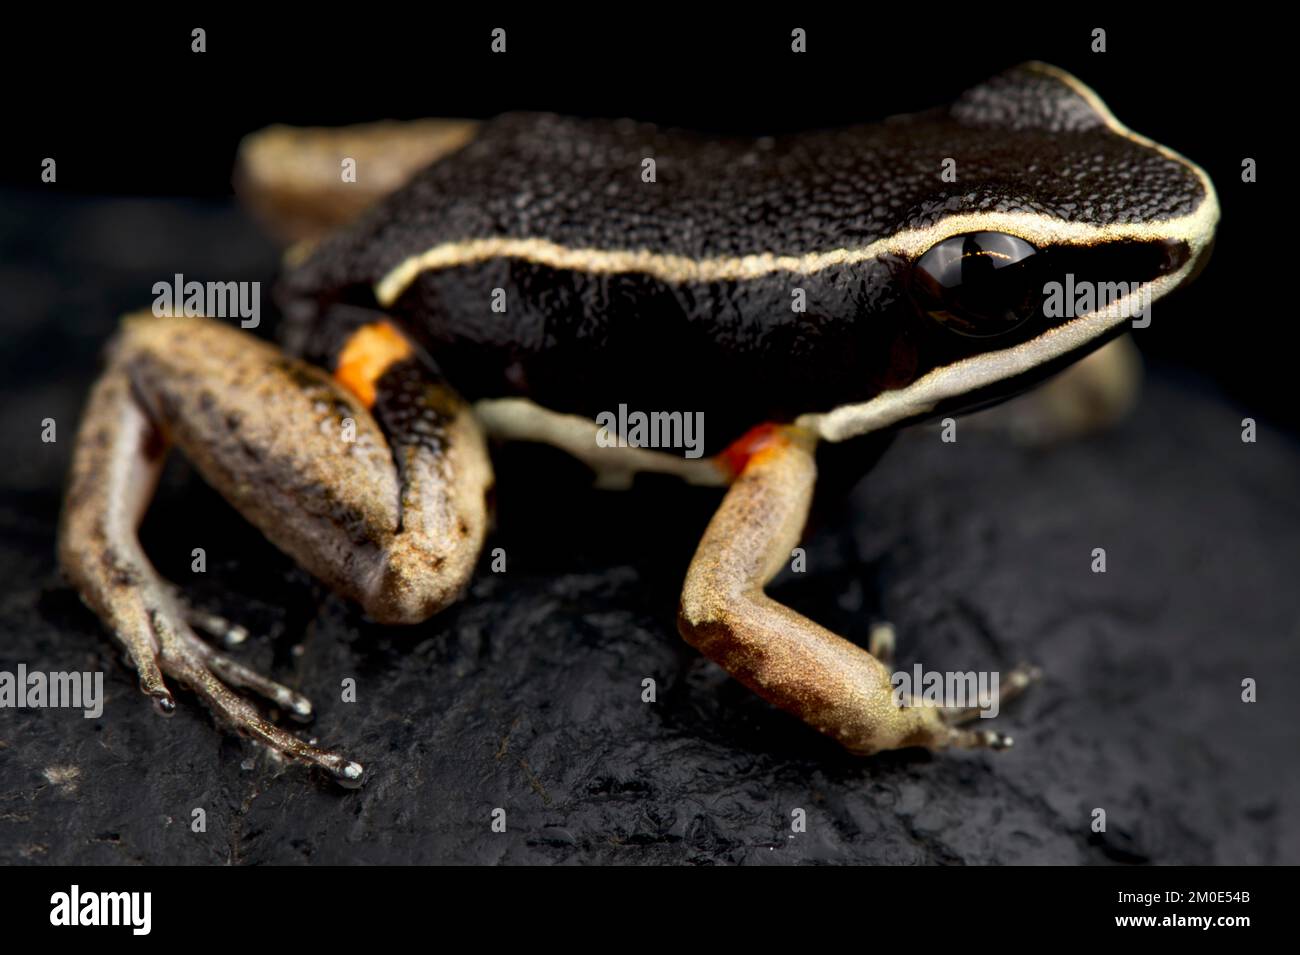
[376,63,1219,443]
[375,204,1215,308]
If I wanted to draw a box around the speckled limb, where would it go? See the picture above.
[678,425,1023,754]
[236,119,480,244]
[58,313,493,784]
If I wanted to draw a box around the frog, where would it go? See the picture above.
[58,62,1218,787]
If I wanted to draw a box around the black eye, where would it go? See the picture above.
[912,232,1040,337]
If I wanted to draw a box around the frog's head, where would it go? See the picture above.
[809,62,1218,441]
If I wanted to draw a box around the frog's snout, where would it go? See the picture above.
[1181,235,1216,287]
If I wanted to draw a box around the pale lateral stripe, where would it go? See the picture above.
[376,207,1212,307]
[375,64,1217,307]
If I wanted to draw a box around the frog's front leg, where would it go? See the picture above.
[678,424,1035,754]
[473,397,729,489]
[58,313,492,784]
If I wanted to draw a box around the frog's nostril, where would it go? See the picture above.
[1156,238,1192,276]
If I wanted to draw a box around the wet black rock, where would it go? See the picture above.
[2,193,1296,864]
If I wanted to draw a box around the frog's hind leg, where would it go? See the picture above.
[57,358,362,782]
[236,119,480,244]
[59,313,492,784]
[677,424,1035,755]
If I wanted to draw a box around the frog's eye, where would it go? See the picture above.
[911,232,1040,337]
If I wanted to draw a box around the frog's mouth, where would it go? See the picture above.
[803,231,1214,441]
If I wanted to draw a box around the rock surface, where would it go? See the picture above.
[2,193,1296,864]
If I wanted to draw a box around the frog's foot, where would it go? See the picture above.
[162,588,329,731]
[163,584,249,647]
[157,584,314,717]
[864,629,1038,747]
[157,589,361,782]
[935,663,1042,730]
[678,424,1032,755]
[59,312,492,785]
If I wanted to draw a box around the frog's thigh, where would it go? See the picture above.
[131,314,490,622]
[236,119,480,244]
[677,426,1017,755]
[968,334,1142,444]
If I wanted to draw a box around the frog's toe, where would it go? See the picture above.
[940,726,1017,750]
[181,603,250,648]
[915,662,1041,751]
[165,588,316,720]
[935,662,1042,727]
[178,624,315,723]
[868,621,896,667]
